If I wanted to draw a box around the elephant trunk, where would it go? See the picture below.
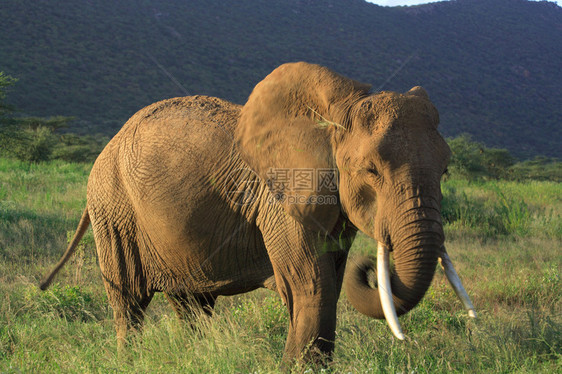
[344,198,443,327]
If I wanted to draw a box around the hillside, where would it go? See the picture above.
[0,0,560,158]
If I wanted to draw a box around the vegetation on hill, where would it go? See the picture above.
[0,0,560,158]
[2,74,560,180]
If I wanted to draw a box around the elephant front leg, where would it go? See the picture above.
[264,223,341,365]
[280,282,338,364]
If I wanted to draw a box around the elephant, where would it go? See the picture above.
[41,62,475,364]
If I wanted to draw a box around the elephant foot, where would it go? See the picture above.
[280,302,336,369]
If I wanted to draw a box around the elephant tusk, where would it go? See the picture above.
[438,247,477,318]
[377,242,406,340]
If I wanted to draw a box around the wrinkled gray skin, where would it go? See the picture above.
[41,62,451,364]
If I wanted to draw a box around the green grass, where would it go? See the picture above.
[1,158,561,372]
[0,158,90,267]
[441,179,562,240]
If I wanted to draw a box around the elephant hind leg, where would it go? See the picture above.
[92,215,153,350]
[165,292,216,321]
[109,289,154,350]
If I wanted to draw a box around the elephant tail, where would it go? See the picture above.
[39,208,90,290]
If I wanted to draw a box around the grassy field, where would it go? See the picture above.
[0,157,560,373]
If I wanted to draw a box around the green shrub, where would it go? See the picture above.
[52,133,108,163]
[9,126,57,162]
[446,134,515,180]
[482,147,516,179]
[24,284,104,322]
[507,156,562,182]
[446,134,561,182]
[1,74,105,163]
[447,134,487,179]
[1,125,108,163]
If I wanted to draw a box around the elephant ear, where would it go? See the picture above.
[235,62,371,233]
[404,86,440,128]
[405,86,429,99]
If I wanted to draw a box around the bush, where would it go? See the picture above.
[506,156,562,182]
[24,284,105,322]
[52,133,108,163]
[1,125,108,163]
[482,147,515,179]
[446,134,560,182]
[447,134,488,179]
[447,134,514,180]
[1,117,69,162]
[9,126,57,162]
[0,74,106,163]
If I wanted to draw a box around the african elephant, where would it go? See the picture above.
[41,62,475,364]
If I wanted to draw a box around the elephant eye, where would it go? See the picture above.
[367,167,380,177]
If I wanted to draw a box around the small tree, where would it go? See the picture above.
[481,147,515,179]
[0,72,23,151]
[447,134,515,180]
[447,134,487,179]
[0,72,74,162]
[0,72,17,116]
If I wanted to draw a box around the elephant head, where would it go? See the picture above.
[236,62,474,338]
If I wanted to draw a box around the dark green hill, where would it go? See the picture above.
[1,0,560,158]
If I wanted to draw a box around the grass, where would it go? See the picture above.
[1,157,561,372]
[441,179,562,240]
